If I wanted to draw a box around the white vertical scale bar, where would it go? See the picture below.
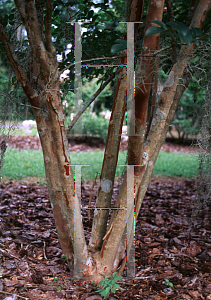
[127,22,135,136]
[73,164,90,278]
[127,165,135,278]
[74,22,83,135]
[74,164,83,278]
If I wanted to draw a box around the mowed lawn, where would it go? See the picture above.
[1,147,199,182]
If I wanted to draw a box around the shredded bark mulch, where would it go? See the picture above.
[1,177,211,299]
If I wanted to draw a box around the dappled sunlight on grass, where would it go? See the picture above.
[1,148,199,181]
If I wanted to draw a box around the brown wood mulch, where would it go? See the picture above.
[4,134,200,154]
[0,135,211,299]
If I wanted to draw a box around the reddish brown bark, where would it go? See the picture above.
[127,0,165,177]
[88,0,144,252]
[1,0,88,275]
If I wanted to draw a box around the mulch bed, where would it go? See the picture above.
[1,177,211,299]
[4,134,200,154]
[1,135,210,299]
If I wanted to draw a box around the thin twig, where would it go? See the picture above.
[65,71,117,135]
[0,291,28,299]
[88,172,98,220]
[103,221,114,241]
[43,241,47,260]
[146,57,159,138]
[8,95,43,111]
[60,48,171,74]
[60,56,123,74]
[117,256,126,276]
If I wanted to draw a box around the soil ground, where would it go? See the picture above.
[1,135,210,300]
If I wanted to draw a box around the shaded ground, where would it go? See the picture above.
[1,177,211,300]
[1,135,210,300]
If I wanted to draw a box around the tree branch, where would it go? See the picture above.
[60,56,124,74]
[127,0,165,177]
[45,0,55,53]
[60,48,172,75]
[145,57,159,137]
[14,0,26,20]
[0,21,38,108]
[14,0,51,78]
[7,94,44,112]
[129,0,211,263]
[14,0,35,51]
[65,71,117,135]
[89,0,145,254]
[14,0,36,52]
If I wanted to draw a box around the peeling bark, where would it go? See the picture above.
[88,66,127,251]
[127,0,165,177]
[89,0,144,252]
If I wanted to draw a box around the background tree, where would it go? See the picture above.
[0,0,210,283]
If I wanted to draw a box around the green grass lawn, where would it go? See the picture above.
[153,151,199,178]
[1,147,199,183]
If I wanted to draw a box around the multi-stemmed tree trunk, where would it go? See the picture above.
[0,0,210,283]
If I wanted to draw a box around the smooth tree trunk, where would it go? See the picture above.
[0,0,210,284]
[88,0,143,253]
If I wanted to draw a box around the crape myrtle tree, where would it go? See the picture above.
[0,0,210,283]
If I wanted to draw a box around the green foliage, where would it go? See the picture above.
[171,87,205,140]
[0,0,126,112]
[62,78,112,142]
[146,20,205,47]
[82,78,113,114]
[110,37,147,54]
[81,111,109,142]
[148,20,167,29]
[64,111,109,143]
[164,279,173,288]
[159,69,205,141]
[0,63,8,93]
[145,25,167,37]
[111,42,127,54]
[161,0,211,33]
[61,77,113,116]
[111,38,127,54]
[95,272,122,299]
[53,0,127,83]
